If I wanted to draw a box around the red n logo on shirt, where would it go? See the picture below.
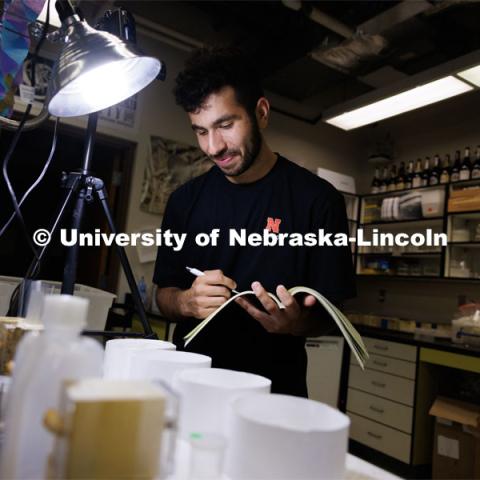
[265,217,282,233]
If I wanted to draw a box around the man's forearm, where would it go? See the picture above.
[156,287,191,320]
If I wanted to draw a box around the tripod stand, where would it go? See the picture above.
[13,113,156,339]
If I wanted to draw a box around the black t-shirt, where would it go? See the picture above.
[153,155,355,396]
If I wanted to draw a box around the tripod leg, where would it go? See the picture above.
[95,184,156,338]
[10,176,81,316]
[26,174,82,280]
[61,188,86,295]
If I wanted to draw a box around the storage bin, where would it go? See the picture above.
[0,276,115,330]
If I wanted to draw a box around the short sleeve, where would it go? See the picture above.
[307,190,356,302]
[152,190,190,289]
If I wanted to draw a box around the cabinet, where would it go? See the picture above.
[343,328,480,476]
[348,178,480,280]
[346,336,435,466]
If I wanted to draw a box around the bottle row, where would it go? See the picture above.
[370,146,480,194]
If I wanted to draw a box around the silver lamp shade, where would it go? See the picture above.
[48,18,161,117]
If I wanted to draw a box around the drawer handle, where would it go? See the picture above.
[373,360,388,367]
[367,431,383,440]
[306,343,319,348]
[371,381,386,388]
[373,344,388,351]
[369,405,385,414]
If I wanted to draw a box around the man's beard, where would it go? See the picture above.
[212,117,262,177]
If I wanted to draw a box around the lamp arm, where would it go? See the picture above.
[0,104,50,131]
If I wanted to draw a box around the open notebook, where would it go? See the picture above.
[184,286,369,369]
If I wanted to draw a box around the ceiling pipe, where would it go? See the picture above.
[281,0,354,38]
[134,14,203,52]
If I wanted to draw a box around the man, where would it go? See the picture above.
[154,47,355,396]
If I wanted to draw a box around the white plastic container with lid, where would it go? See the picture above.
[0,294,104,480]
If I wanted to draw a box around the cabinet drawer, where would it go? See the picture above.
[351,353,416,380]
[364,337,417,362]
[347,388,413,433]
[349,412,411,463]
[348,365,415,406]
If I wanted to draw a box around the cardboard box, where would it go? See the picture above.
[429,396,480,479]
[448,186,480,212]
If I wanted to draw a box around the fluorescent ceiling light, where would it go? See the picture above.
[324,76,473,131]
[457,65,480,87]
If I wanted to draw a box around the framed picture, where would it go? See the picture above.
[140,135,211,215]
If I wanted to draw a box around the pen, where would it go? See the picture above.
[186,266,240,295]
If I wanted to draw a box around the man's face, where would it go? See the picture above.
[189,86,262,177]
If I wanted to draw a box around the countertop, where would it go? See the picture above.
[168,439,403,480]
[354,325,480,358]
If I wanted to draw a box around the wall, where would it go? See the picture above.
[348,89,480,323]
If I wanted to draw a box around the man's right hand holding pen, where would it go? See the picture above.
[182,269,238,319]
[156,269,237,321]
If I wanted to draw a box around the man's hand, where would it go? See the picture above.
[235,281,317,336]
[181,269,237,319]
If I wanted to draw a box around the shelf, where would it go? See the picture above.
[448,209,480,216]
[449,178,480,189]
[362,178,480,199]
[360,216,443,226]
[352,180,480,283]
[444,276,480,280]
[356,274,480,282]
[362,184,447,199]
[356,273,442,279]
[358,252,441,257]
[448,242,480,248]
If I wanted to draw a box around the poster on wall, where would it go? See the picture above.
[140,135,212,216]
[99,94,137,128]
[10,53,54,112]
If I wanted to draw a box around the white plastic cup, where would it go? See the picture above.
[129,350,212,387]
[174,368,271,439]
[225,393,350,480]
[188,432,226,480]
[103,338,176,379]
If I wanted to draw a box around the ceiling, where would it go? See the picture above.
[76,1,480,124]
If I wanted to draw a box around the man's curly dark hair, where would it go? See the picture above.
[173,47,264,116]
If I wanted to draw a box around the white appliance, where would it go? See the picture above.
[306,336,344,407]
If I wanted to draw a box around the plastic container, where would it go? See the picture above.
[138,276,148,307]
[452,306,480,346]
[421,189,446,217]
[225,394,350,480]
[189,432,226,480]
[0,276,19,316]
[47,379,168,480]
[129,350,211,387]
[0,294,104,479]
[174,368,271,439]
[0,276,115,330]
[103,338,176,379]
